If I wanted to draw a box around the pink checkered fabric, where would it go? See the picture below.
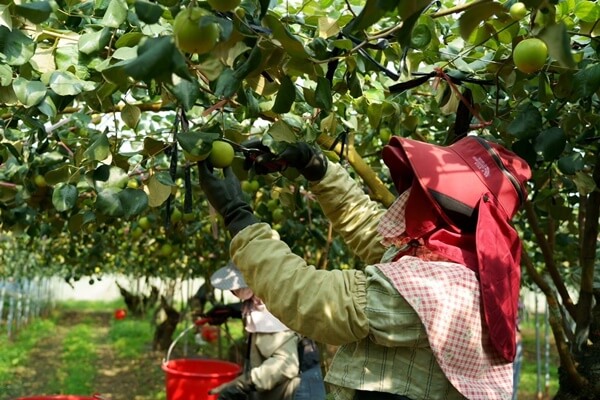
[378,190,451,262]
[376,191,513,399]
[376,259,512,399]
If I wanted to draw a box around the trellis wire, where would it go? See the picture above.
[0,277,54,339]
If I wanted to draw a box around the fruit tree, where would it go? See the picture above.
[1,0,600,397]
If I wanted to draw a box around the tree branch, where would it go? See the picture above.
[430,0,493,18]
[574,151,600,348]
[521,251,587,390]
[524,200,577,318]
[316,133,396,207]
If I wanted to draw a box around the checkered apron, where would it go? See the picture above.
[375,193,513,400]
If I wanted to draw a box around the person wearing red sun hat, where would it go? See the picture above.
[198,134,531,400]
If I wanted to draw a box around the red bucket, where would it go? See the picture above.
[162,358,241,400]
[15,397,99,400]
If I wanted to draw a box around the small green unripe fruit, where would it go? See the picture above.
[138,216,151,230]
[34,175,47,188]
[160,243,173,256]
[208,141,235,168]
[173,7,220,54]
[509,2,527,20]
[513,38,548,74]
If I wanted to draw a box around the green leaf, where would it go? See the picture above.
[78,28,112,55]
[93,165,129,189]
[238,87,260,118]
[12,77,47,107]
[14,1,52,24]
[101,0,128,28]
[315,77,333,111]
[344,0,401,34]
[410,24,431,49]
[0,63,11,86]
[147,174,171,207]
[48,71,96,96]
[121,104,141,129]
[52,183,78,212]
[124,36,189,83]
[168,79,200,111]
[37,95,57,117]
[264,14,312,59]
[134,0,163,24]
[557,153,584,175]
[45,165,81,185]
[0,4,13,30]
[0,27,35,65]
[572,64,600,98]
[534,127,566,161]
[213,68,242,99]
[574,1,600,23]
[96,189,124,217]
[115,32,145,48]
[272,75,296,114]
[538,23,575,70]
[83,133,111,161]
[119,188,148,218]
[573,171,597,195]
[348,71,362,98]
[267,120,297,142]
[459,1,505,40]
[507,103,542,140]
[141,137,165,157]
[177,131,219,156]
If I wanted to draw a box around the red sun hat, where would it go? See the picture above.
[382,135,531,227]
[382,135,532,362]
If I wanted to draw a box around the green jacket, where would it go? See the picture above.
[231,163,464,399]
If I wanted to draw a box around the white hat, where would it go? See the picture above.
[210,261,248,291]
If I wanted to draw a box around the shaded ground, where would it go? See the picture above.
[9,310,166,400]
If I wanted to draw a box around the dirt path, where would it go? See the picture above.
[8,310,166,400]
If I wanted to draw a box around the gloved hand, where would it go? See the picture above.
[209,372,255,400]
[244,140,328,182]
[198,162,258,237]
[203,303,243,325]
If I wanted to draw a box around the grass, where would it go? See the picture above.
[0,302,561,399]
[516,315,559,399]
[0,318,56,395]
[109,318,154,359]
[54,325,98,394]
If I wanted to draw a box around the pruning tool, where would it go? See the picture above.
[218,137,288,173]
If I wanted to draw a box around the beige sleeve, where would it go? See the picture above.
[309,162,387,265]
[231,223,369,345]
[250,331,299,390]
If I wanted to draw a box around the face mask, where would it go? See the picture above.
[232,287,253,301]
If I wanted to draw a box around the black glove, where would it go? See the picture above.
[244,140,328,181]
[204,303,243,325]
[279,142,328,181]
[209,372,255,400]
[198,163,258,237]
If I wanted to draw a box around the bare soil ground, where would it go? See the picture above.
[8,310,166,400]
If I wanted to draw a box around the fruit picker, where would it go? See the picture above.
[207,261,326,400]
[198,135,531,400]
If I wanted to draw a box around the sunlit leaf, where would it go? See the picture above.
[83,133,111,162]
[52,183,78,212]
[12,77,47,107]
[0,27,35,65]
[101,0,128,28]
[121,104,141,130]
